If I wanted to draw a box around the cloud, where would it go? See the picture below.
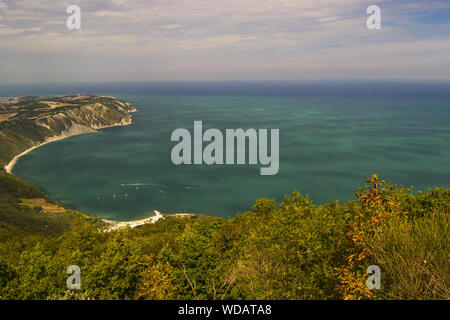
[0,25,41,35]
[0,0,6,21]
[0,0,449,83]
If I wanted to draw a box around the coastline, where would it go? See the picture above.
[102,211,196,232]
[5,132,89,174]
[1,95,185,227]
[103,210,165,232]
[2,114,170,225]
[4,119,133,174]
[2,111,199,226]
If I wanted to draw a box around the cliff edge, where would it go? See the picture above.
[0,95,137,170]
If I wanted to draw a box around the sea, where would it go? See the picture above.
[1,81,449,220]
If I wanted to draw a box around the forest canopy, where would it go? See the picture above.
[0,172,448,300]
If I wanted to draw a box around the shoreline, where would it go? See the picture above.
[2,95,145,224]
[103,211,165,232]
[4,120,133,174]
[3,117,199,226]
[102,211,196,232]
[4,132,91,174]
[3,120,165,225]
[1,106,199,226]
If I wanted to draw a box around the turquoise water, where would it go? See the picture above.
[7,82,450,220]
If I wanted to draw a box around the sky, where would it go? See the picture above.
[0,0,449,84]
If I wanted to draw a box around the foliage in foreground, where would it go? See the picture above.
[0,174,448,300]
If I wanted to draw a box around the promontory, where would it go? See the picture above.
[0,95,137,171]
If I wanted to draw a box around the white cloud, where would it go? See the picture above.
[0,0,449,83]
[0,24,41,35]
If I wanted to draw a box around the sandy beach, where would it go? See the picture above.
[103,210,165,232]
[102,211,195,232]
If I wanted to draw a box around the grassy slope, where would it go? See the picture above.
[0,120,50,168]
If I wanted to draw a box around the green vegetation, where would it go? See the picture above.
[0,171,448,300]
[0,95,447,300]
[0,170,102,237]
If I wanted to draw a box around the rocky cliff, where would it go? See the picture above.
[0,95,137,169]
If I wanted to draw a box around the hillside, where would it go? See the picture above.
[0,95,448,300]
[0,95,136,169]
[0,95,134,236]
[0,170,102,237]
[0,171,448,299]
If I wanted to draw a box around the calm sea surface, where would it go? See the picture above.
[1,82,449,220]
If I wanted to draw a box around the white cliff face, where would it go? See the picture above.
[47,123,96,138]
[35,99,135,134]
